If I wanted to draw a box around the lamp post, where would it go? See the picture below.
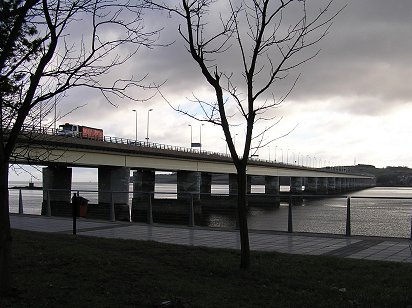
[188,124,192,148]
[287,149,290,164]
[274,146,277,162]
[200,123,204,152]
[132,109,137,141]
[146,108,153,142]
[53,96,57,133]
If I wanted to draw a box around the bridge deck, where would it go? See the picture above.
[11,132,375,179]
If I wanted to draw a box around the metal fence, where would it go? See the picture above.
[9,187,412,239]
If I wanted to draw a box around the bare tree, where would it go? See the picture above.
[0,0,159,294]
[149,0,342,269]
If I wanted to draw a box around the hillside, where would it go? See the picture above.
[344,164,412,186]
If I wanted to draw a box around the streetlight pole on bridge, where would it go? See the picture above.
[146,108,153,143]
[188,124,192,148]
[132,109,137,141]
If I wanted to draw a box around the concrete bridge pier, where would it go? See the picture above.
[305,177,318,194]
[335,178,342,193]
[348,178,355,191]
[201,173,212,197]
[42,166,72,215]
[341,178,348,192]
[132,169,155,198]
[98,166,130,221]
[229,174,237,197]
[328,177,336,194]
[318,178,328,195]
[290,177,303,195]
[177,171,202,201]
[265,176,280,205]
[131,169,155,222]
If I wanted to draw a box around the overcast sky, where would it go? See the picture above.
[10,0,412,182]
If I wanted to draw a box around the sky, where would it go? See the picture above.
[9,0,412,182]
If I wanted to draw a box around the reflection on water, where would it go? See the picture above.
[8,182,412,238]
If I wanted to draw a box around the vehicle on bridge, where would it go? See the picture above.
[57,123,103,141]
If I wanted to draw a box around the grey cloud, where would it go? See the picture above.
[134,0,412,118]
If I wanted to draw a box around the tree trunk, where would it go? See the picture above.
[237,167,250,269]
[0,160,12,295]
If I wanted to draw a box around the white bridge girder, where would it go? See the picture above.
[12,144,373,180]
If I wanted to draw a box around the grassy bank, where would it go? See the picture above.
[2,230,412,307]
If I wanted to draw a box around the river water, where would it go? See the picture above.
[8,182,412,238]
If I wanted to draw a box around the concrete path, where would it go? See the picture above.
[10,214,412,263]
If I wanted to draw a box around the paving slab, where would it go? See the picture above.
[10,214,412,263]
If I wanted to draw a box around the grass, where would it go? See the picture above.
[2,230,412,307]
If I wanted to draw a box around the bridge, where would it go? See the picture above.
[8,126,375,220]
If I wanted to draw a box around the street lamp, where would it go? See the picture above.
[132,109,137,141]
[188,124,192,148]
[199,123,204,152]
[146,108,153,142]
[287,149,290,164]
[274,146,277,162]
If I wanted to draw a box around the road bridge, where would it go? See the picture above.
[8,127,376,221]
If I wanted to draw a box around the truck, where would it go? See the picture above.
[57,123,104,141]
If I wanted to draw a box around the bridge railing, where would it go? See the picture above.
[9,187,412,239]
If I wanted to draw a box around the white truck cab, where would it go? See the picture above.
[57,123,80,137]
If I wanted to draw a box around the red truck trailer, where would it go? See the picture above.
[57,123,103,141]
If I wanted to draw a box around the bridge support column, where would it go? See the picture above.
[335,178,342,193]
[132,169,155,196]
[131,169,155,222]
[229,174,238,196]
[42,166,72,215]
[177,171,201,201]
[290,177,303,194]
[200,173,212,196]
[341,178,347,192]
[265,176,280,195]
[265,176,280,205]
[328,177,336,194]
[305,177,318,195]
[318,178,328,195]
[349,178,355,190]
[247,176,252,194]
[98,166,130,221]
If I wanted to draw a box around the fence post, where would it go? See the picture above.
[288,196,293,233]
[189,194,195,227]
[72,193,77,235]
[109,192,115,222]
[346,197,351,237]
[411,211,412,242]
[18,189,23,214]
[147,192,153,224]
[47,190,51,217]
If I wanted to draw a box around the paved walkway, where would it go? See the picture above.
[10,214,412,263]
